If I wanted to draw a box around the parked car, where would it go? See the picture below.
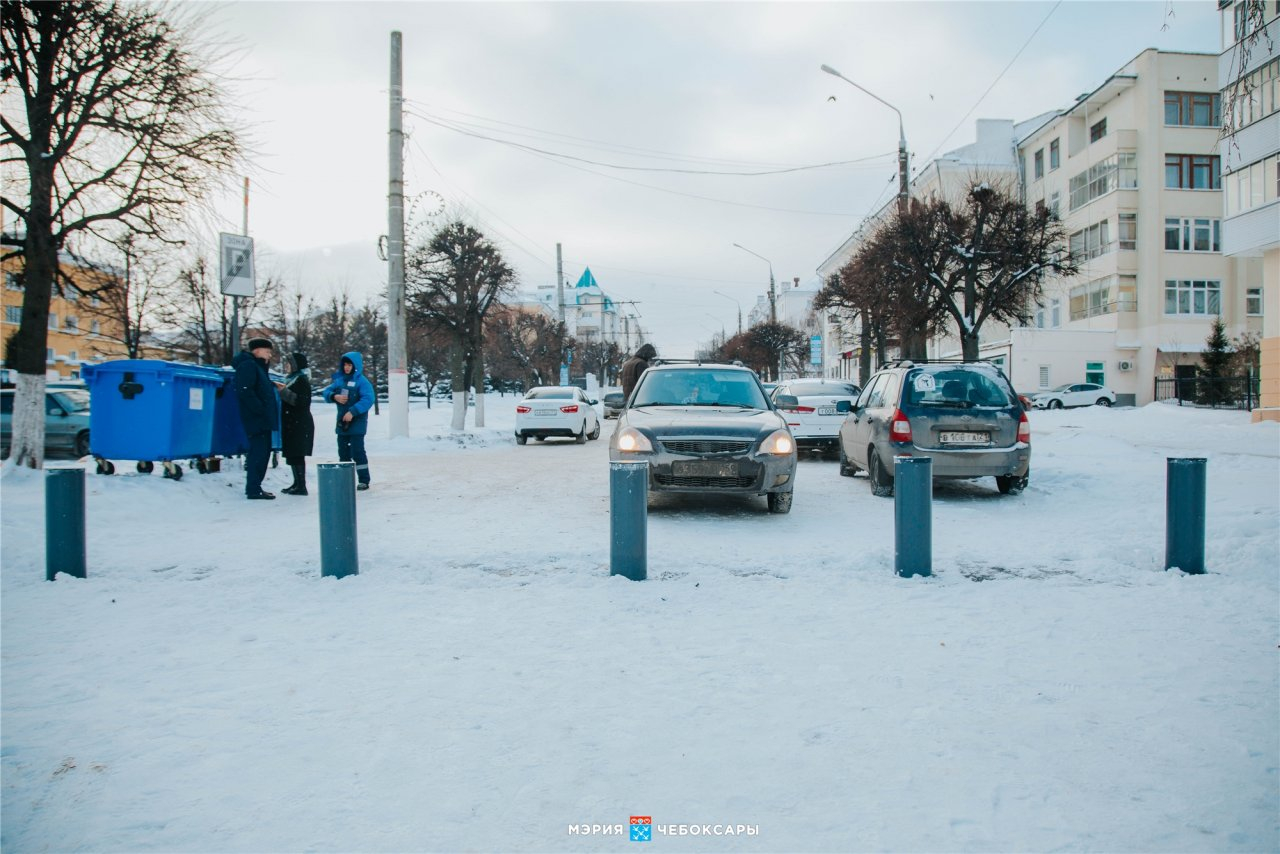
[602,391,626,419]
[772,379,861,456]
[1031,383,1116,409]
[608,362,797,513]
[837,361,1030,497]
[515,386,601,444]
[0,386,92,458]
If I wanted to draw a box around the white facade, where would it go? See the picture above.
[531,268,645,354]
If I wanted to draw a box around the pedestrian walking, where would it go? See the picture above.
[232,337,280,500]
[274,351,315,495]
[620,342,657,401]
[321,351,375,490]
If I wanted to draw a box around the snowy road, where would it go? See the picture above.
[2,401,1277,852]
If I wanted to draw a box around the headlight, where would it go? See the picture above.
[759,429,794,456]
[615,426,653,453]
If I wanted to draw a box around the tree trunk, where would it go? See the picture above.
[900,327,928,361]
[8,172,58,469]
[961,330,981,362]
[859,321,872,385]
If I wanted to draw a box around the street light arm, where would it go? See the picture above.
[820,64,905,145]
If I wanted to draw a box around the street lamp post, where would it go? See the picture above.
[732,242,782,380]
[820,63,909,215]
[713,290,742,336]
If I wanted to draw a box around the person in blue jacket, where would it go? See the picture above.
[321,351,374,490]
[233,337,281,500]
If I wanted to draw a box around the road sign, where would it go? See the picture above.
[219,233,256,297]
[810,335,822,366]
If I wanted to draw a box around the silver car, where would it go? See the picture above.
[0,386,92,458]
[837,361,1030,496]
[608,363,798,513]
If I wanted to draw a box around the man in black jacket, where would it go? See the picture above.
[620,343,657,401]
[233,337,280,500]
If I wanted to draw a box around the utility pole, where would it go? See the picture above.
[555,242,565,325]
[386,30,409,438]
[230,177,248,359]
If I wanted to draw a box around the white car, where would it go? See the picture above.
[1032,382,1117,409]
[515,386,601,445]
[772,379,861,456]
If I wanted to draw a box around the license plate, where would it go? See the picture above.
[673,460,738,478]
[939,431,988,445]
[817,406,837,415]
[535,410,556,417]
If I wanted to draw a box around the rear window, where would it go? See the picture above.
[527,388,575,400]
[633,370,768,408]
[788,382,858,397]
[51,389,90,411]
[902,368,1014,408]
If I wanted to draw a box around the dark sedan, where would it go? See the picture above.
[607,362,797,513]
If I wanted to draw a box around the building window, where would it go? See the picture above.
[5,306,20,324]
[1033,149,1044,180]
[1164,279,1221,315]
[1070,275,1135,320]
[1069,221,1112,261]
[46,347,54,362]
[1164,217,1221,252]
[1048,191,1061,218]
[68,350,78,361]
[90,320,101,335]
[1085,361,1105,385]
[1034,306,1046,328]
[48,313,57,329]
[1051,298,1061,328]
[1247,287,1263,315]
[1165,91,1221,126]
[1035,199,1046,217]
[1226,58,1279,130]
[4,272,21,291]
[64,315,78,332]
[1118,213,1137,250]
[1225,157,1278,216]
[1069,152,1137,210]
[1039,365,1050,388]
[1165,154,1221,189]
[1049,138,1060,171]
[1089,118,1107,142]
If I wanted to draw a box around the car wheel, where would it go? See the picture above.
[838,443,858,477]
[1049,399,1063,410]
[74,430,90,458]
[767,490,793,514]
[996,469,1029,495]
[868,448,894,498]
[1096,397,1112,407]
[515,433,527,445]
[589,421,601,440]
[575,424,587,444]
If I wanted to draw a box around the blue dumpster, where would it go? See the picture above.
[81,360,222,477]
[208,367,282,460]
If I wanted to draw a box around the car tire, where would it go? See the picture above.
[1049,399,1063,410]
[868,448,894,498]
[997,469,1029,495]
[74,430,90,458]
[575,424,587,444]
[589,421,601,440]
[516,433,527,445]
[1096,398,1112,407]
[838,443,858,477]
[767,490,793,514]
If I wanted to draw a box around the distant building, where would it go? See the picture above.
[1219,0,1279,422]
[531,266,646,354]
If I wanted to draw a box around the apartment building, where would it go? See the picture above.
[532,266,644,355]
[1015,49,1253,406]
[1,250,128,381]
[1219,0,1279,422]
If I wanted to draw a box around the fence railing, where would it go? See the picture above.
[1154,375,1260,410]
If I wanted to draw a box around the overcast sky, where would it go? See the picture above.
[202,0,1223,359]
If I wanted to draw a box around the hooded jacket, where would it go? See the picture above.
[620,343,657,401]
[321,351,375,436]
[232,348,280,437]
[277,352,315,457]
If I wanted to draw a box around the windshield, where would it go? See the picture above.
[1050,384,1072,392]
[51,389,90,411]
[526,388,575,400]
[788,382,858,397]
[632,370,769,409]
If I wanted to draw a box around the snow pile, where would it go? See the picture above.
[2,401,1276,852]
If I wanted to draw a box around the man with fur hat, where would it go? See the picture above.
[233,337,281,500]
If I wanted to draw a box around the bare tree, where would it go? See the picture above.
[85,231,170,359]
[160,253,278,366]
[485,306,566,391]
[1,0,242,467]
[405,220,517,429]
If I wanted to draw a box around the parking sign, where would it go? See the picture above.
[219,233,256,297]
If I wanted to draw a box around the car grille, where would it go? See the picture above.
[659,438,753,455]
[654,473,757,488]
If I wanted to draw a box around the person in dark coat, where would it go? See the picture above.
[274,352,315,496]
[320,351,375,490]
[619,342,657,401]
[232,337,280,500]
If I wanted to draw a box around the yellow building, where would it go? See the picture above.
[1,251,136,381]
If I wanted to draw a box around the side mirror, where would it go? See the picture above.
[774,394,799,409]
[588,399,598,406]
[835,400,852,414]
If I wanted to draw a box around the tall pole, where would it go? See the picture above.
[555,242,565,325]
[230,178,248,359]
[733,242,782,379]
[387,31,409,438]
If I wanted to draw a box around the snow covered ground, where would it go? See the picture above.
[2,398,1277,852]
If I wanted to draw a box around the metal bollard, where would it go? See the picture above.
[318,461,359,579]
[1166,457,1207,574]
[894,456,932,578]
[609,460,648,581]
[46,467,86,581]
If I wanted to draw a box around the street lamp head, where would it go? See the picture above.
[820,64,842,77]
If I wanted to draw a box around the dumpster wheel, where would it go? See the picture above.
[162,462,183,481]
[95,459,116,476]
[195,459,208,474]
[137,461,154,474]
